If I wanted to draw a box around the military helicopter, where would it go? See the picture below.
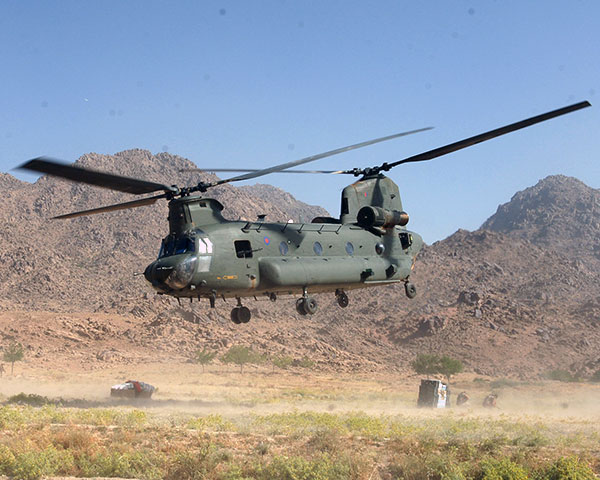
[19,101,590,324]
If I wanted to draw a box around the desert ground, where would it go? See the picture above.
[1,360,599,479]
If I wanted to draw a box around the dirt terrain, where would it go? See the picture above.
[0,150,599,380]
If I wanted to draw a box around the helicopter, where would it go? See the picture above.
[19,101,590,324]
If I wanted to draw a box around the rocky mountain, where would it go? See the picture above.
[481,175,600,263]
[0,150,327,311]
[0,153,598,379]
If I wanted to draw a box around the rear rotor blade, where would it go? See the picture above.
[19,157,178,195]
[384,101,591,170]
[210,126,432,186]
[53,194,166,219]
[180,168,345,174]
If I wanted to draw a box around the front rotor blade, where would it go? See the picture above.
[19,157,177,195]
[385,101,591,169]
[211,127,432,186]
[53,194,165,219]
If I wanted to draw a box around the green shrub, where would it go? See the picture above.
[9,446,74,480]
[590,369,600,383]
[478,458,528,480]
[386,454,468,480]
[296,356,315,369]
[6,393,52,407]
[195,348,217,373]
[187,413,234,432]
[412,354,463,383]
[165,445,215,480]
[272,355,294,371]
[545,370,579,383]
[537,456,596,480]
[222,345,265,373]
[254,454,351,480]
[78,450,161,479]
[490,378,519,389]
[0,445,16,475]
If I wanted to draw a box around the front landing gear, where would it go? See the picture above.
[404,281,417,299]
[296,288,318,315]
[231,298,251,324]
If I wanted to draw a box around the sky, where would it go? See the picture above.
[1,1,598,243]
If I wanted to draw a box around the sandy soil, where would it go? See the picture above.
[3,361,600,421]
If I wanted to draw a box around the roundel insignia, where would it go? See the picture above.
[264,236,270,244]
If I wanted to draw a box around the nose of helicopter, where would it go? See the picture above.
[144,255,198,291]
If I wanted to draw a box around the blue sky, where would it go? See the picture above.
[1,1,598,243]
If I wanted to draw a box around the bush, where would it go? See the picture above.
[296,356,315,369]
[221,346,265,373]
[164,444,216,480]
[537,456,596,480]
[412,354,463,382]
[253,454,351,480]
[3,342,24,375]
[195,348,217,373]
[545,370,579,383]
[5,446,75,480]
[6,393,52,407]
[490,378,519,389]
[272,355,294,371]
[78,450,161,479]
[589,369,600,383]
[478,458,528,480]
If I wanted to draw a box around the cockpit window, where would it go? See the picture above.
[159,237,196,258]
[198,237,213,254]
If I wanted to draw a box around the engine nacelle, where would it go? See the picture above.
[357,206,409,228]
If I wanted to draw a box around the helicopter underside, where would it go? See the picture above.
[160,276,416,325]
[168,277,405,300]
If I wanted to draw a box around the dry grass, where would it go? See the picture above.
[0,363,599,479]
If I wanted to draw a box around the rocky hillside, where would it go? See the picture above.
[0,153,598,379]
[0,150,327,311]
[481,175,600,263]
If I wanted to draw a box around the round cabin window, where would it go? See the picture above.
[279,241,289,255]
[313,241,323,256]
[345,242,354,255]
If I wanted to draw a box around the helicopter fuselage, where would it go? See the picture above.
[143,195,423,302]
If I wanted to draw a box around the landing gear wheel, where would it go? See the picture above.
[238,306,251,323]
[296,298,308,316]
[405,282,417,299]
[336,291,349,308]
[303,297,318,315]
[231,307,242,324]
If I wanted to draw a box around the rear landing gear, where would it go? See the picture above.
[404,281,417,299]
[335,289,349,308]
[231,298,251,324]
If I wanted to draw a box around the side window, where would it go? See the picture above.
[313,241,323,255]
[279,241,289,255]
[399,232,412,250]
[234,240,253,258]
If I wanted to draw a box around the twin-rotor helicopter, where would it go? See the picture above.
[19,101,590,324]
